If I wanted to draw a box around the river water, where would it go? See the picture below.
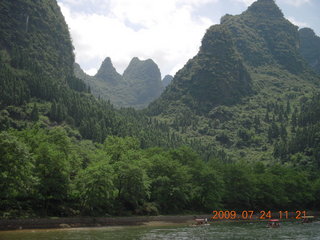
[0,221,320,240]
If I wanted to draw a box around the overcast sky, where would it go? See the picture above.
[57,0,320,78]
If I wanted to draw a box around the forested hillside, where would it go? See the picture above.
[142,0,320,214]
[0,0,74,80]
[0,0,178,146]
[0,0,320,218]
[148,0,320,163]
[0,0,181,216]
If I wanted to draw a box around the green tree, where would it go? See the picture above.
[252,171,287,210]
[0,131,35,215]
[282,169,314,209]
[104,136,140,162]
[113,150,150,213]
[75,159,115,216]
[222,163,255,210]
[30,103,39,121]
[313,178,320,208]
[148,154,193,213]
[27,127,72,216]
[192,166,224,211]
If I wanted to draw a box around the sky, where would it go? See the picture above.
[57,0,320,78]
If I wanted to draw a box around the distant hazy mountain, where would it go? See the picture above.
[123,57,164,106]
[75,57,164,108]
[162,75,173,87]
[299,28,320,74]
[95,57,123,84]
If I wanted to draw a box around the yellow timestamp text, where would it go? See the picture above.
[211,210,307,220]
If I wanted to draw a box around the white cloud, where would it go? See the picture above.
[86,68,98,76]
[281,0,310,7]
[287,17,309,28]
[58,0,215,76]
[236,0,255,6]
[236,0,311,7]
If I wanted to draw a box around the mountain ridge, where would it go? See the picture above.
[75,57,164,108]
[147,0,320,164]
[95,57,123,84]
[149,0,319,116]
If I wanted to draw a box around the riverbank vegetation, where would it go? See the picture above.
[1,123,319,218]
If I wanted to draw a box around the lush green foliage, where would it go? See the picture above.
[1,127,318,217]
[147,0,320,164]
[274,93,320,171]
[0,45,178,149]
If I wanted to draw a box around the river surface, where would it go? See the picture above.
[0,221,320,240]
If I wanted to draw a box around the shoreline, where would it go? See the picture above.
[1,211,318,231]
[0,215,209,231]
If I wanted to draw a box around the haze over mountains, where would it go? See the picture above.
[73,0,320,110]
[162,75,174,88]
[75,57,172,108]
[299,27,320,74]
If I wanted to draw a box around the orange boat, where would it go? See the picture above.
[301,216,315,223]
[194,218,209,225]
[267,219,280,228]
